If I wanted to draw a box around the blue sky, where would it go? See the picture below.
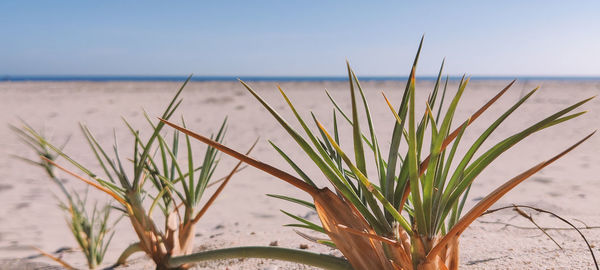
[1,1,599,76]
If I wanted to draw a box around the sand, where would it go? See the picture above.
[0,79,599,269]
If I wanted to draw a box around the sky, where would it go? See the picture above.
[1,1,599,77]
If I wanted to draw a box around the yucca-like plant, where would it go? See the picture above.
[11,124,117,269]
[161,39,595,269]
[30,77,251,270]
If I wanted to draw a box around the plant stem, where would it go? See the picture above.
[166,246,353,270]
[114,242,143,266]
[483,205,599,270]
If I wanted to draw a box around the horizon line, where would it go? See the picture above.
[2,74,600,82]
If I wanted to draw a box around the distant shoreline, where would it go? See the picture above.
[2,75,600,82]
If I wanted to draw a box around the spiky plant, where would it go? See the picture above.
[11,124,117,269]
[161,39,595,269]
[30,77,251,270]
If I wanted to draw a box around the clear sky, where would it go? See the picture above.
[1,1,599,76]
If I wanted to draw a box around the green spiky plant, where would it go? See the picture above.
[11,124,117,270]
[160,38,595,270]
[29,77,253,270]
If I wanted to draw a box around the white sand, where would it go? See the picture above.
[0,80,599,269]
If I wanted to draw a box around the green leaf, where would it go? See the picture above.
[281,210,326,234]
[239,81,384,233]
[347,62,367,177]
[269,142,316,187]
[442,96,593,219]
[167,246,352,270]
[267,194,315,209]
[384,36,423,210]
[315,120,412,233]
[132,75,191,188]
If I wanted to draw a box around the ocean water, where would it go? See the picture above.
[1,75,599,82]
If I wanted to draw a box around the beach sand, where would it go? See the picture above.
[0,80,599,269]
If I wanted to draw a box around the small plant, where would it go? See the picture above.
[11,123,117,269]
[161,38,595,269]
[31,77,251,270]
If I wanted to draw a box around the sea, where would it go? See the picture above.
[2,76,600,82]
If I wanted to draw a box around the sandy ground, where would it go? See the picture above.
[0,79,599,269]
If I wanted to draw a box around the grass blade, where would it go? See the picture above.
[160,118,317,196]
[429,131,595,260]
